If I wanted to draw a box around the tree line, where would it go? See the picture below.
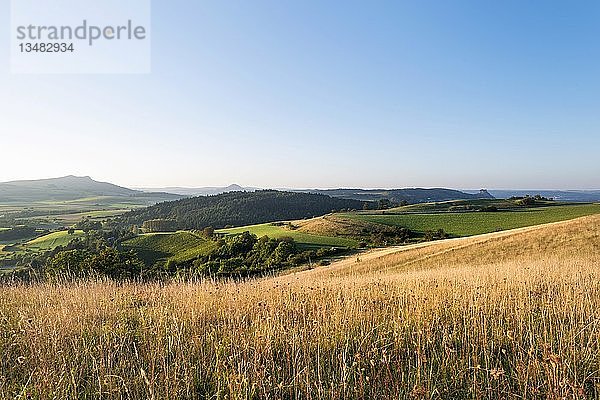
[118,190,371,231]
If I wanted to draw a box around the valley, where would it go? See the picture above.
[1,176,600,398]
[2,176,599,280]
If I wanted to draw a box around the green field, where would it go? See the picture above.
[24,230,85,250]
[217,223,359,248]
[387,198,557,213]
[1,230,85,261]
[341,204,600,237]
[4,201,599,267]
[0,194,172,231]
[27,209,131,225]
[122,232,217,265]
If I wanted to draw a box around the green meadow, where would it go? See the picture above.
[122,232,217,265]
[341,203,600,237]
[24,230,86,250]
[1,230,85,262]
[387,198,553,213]
[217,223,359,248]
[0,194,170,230]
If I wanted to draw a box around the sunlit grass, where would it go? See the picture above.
[23,230,85,250]
[218,223,358,248]
[0,215,599,398]
[122,231,217,265]
[341,203,600,236]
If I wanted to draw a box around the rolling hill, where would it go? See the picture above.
[217,222,359,248]
[24,230,85,250]
[137,184,259,196]
[122,232,217,265]
[118,190,369,230]
[339,203,600,237]
[3,215,599,398]
[0,176,181,203]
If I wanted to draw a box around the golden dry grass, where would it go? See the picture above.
[1,215,599,399]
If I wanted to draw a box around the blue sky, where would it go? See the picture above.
[0,0,599,189]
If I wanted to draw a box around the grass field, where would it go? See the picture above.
[341,203,600,236]
[0,195,170,230]
[122,231,217,265]
[217,223,359,248]
[25,209,132,225]
[386,198,556,213]
[23,230,85,251]
[1,230,85,261]
[1,215,599,398]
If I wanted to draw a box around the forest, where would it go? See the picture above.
[118,190,369,231]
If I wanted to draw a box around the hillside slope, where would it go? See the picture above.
[291,214,600,279]
[119,190,368,230]
[122,232,217,265]
[0,176,181,202]
[2,216,599,398]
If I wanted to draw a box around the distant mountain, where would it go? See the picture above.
[0,176,181,203]
[483,190,600,202]
[119,190,368,230]
[295,188,494,204]
[137,184,259,197]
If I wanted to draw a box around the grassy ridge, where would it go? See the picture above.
[341,203,600,236]
[1,230,83,260]
[1,216,599,398]
[24,230,85,250]
[217,223,359,248]
[122,232,217,265]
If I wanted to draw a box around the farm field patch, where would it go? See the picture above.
[341,204,600,237]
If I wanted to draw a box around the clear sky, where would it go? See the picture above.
[1,0,599,189]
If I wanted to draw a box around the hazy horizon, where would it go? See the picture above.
[1,174,598,192]
[2,1,599,189]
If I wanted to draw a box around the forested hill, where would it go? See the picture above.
[118,190,368,230]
